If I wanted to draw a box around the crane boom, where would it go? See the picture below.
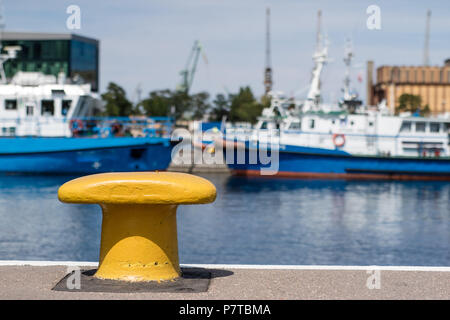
[177,40,202,94]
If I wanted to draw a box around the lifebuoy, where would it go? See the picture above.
[69,119,84,136]
[332,133,345,147]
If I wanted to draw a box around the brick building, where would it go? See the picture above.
[368,59,450,114]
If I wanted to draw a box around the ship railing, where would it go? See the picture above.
[66,116,173,139]
[225,127,450,157]
[0,116,174,138]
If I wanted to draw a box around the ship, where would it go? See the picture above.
[221,28,450,180]
[0,45,174,174]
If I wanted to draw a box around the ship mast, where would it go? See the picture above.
[342,38,353,101]
[0,0,6,83]
[423,10,431,66]
[303,10,328,112]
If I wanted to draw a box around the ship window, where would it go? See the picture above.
[429,122,440,133]
[5,99,17,110]
[260,121,268,129]
[26,106,34,116]
[289,122,301,129]
[369,121,374,126]
[444,123,450,132]
[51,89,65,95]
[41,100,54,116]
[415,122,426,132]
[309,119,315,129]
[33,43,42,59]
[2,127,15,136]
[62,100,72,116]
[400,121,411,132]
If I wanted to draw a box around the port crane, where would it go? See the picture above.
[177,40,202,94]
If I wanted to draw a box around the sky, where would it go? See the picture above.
[2,0,450,103]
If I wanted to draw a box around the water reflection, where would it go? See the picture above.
[0,173,448,265]
[0,175,102,261]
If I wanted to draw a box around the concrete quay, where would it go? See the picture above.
[0,262,449,300]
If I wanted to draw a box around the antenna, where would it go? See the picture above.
[303,9,328,112]
[135,83,142,103]
[264,7,273,95]
[423,9,431,66]
[316,10,322,51]
[342,38,353,100]
[0,0,5,48]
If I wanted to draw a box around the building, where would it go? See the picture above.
[368,59,450,114]
[1,31,99,92]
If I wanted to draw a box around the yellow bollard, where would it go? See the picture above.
[58,172,216,282]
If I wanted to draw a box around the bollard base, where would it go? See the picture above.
[52,267,211,293]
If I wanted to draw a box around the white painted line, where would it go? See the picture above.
[0,260,449,272]
[0,260,98,267]
[181,264,450,272]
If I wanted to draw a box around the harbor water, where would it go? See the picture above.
[0,173,448,266]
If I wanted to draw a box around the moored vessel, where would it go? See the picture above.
[222,20,450,180]
[0,46,174,174]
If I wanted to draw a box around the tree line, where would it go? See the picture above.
[101,83,433,121]
[101,82,270,123]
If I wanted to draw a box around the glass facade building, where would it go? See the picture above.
[1,32,99,91]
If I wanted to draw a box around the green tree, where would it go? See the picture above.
[101,82,133,116]
[139,89,190,119]
[138,89,211,120]
[190,92,211,120]
[100,84,265,122]
[209,93,230,121]
[396,94,430,116]
[260,94,272,109]
[169,90,192,119]
[229,86,264,123]
[139,89,173,117]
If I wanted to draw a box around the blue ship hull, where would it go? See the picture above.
[224,141,450,180]
[0,137,174,174]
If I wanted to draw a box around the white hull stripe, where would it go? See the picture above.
[0,260,449,272]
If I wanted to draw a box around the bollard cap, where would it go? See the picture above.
[58,172,216,205]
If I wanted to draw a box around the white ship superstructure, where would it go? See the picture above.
[0,45,102,137]
[226,18,450,159]
[0,71,102,137]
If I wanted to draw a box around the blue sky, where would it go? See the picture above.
[3,0,450,103]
